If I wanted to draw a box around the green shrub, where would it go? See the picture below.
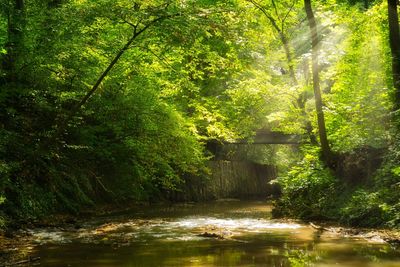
[275,147,338,220]
[340,190,388,227]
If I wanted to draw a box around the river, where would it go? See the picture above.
[19,201,400,266]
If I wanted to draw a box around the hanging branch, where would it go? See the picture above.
[49,15,172,146]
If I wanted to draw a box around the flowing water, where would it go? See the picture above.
[26,201,400,266]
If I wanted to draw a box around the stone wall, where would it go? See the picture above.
[171,160,277,201]
[206,160,277,199]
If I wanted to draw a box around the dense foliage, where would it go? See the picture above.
[275,1,400,228]
[0,0,259,223]
[1,0,400,229]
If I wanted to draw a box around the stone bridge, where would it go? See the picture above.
[173,130,303,201]
[227,130,302,145]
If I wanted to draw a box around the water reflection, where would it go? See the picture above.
[28,201,400,267]
[171,217,302,230]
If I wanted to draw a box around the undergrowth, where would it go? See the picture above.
[274,144,400,228]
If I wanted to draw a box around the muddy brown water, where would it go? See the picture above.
[21,201,400,266]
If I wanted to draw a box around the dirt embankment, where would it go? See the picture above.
[310,222,400,246]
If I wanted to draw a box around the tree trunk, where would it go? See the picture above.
[279,29,298,86]
[304,0,332,164]
[2,0,25,81]
[388,0,400,114]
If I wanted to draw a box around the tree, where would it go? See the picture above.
[325,7,390,152]
[387,0,400,115]
[247,0,317,144]
[304,0,332,164]
[247,0,298,85]
[2,0,25,81]
[51,4,173,143]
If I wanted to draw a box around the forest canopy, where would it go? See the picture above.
[0,0,400,229]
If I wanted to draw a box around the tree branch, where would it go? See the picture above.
[248,0,281,34]
[281,0,297,32]
[271,0,280,19]
[76,16,166,111]
[49,15,170,145]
